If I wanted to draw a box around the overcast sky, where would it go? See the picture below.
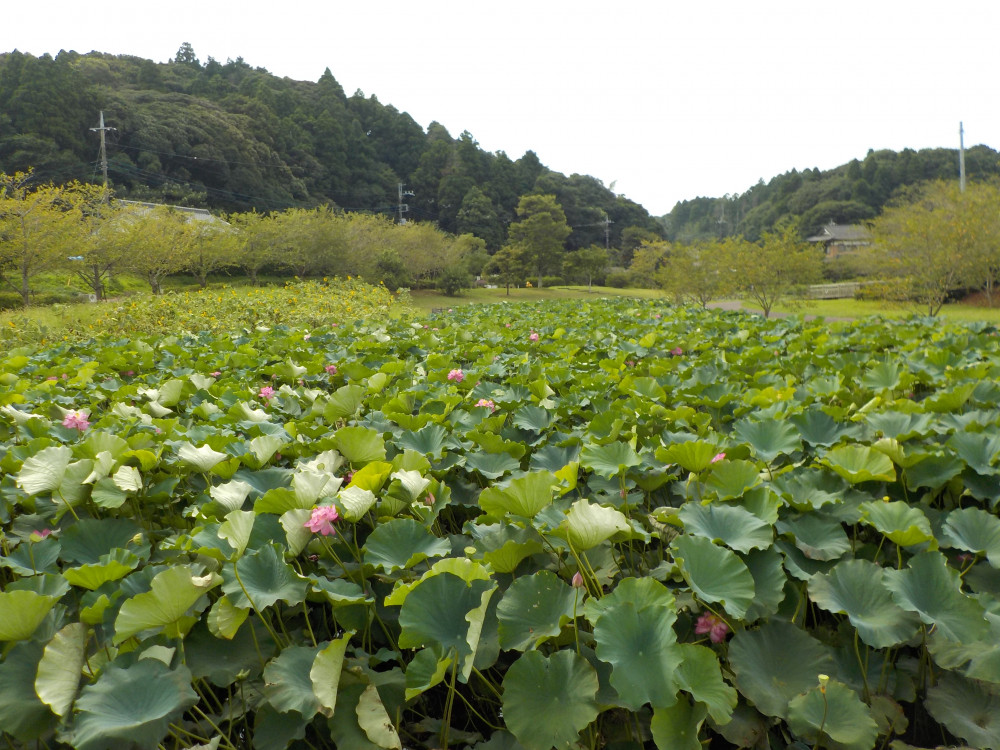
[5,1,997,216]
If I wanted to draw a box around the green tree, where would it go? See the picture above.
[733,225,823,317]
[658,240,735,308]
[456,187,503,250]
[563,245,608,291]
[487,244,528,295]
[507,194,571,288]
[117,206,191,294]
[75,191,126,301]
[0,172,92,306]
[869,180,987,315]
[228,210,282,285]
[628,241,671,288]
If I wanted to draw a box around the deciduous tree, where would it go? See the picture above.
[733,224,823,317]
[507,194,571,288]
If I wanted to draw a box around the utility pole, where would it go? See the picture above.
[90,111,117,199]
[397,183,414,224]
[603,214,614,250]
[959,121,966,193]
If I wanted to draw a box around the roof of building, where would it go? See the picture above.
[807,222,871,243]
[117,200,222,224]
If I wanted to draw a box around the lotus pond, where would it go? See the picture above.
[2,291,1000,750]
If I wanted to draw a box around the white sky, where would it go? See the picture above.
[5,1,998,216]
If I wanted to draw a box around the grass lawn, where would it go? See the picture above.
[407,284,664,312]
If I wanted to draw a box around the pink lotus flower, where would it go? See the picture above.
[695,612,729,643]
[62,410,90,431]
[303,333,311,341]
[475,398,496,411]
[259,386,275,401]
[671,347,684,356]
[571,571,585,589]
[210,371,221,377]
[30,528,52,542]
[711,452,726,463]
[529,332,540,342]
[447,369,464,383]
[325,364,338,375]
[304,506,340,536]
[422,492,436,507]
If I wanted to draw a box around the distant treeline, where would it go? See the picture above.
[0,45,661,255]
[664,144,1000,242]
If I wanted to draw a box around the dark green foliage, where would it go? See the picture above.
[0,49,655,249]
[664,145,1000,242]
[437,264,472,296]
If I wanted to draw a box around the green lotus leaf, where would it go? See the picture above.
[35,622,87,718]
[678,502,772,553]
[248,434,284,465]
[621,375,666,401]
[552,499,631,551]
[1,536,61,576]
[776,514,852,561]
[292,470,339,505]
[497,570,577,651]
[63,548,141,590]
[819,444,896,484]
[772,469,844,511]
[363,518,452,573]
[0,641,55,741]
[311,632,353,717]
[177,442,229,472]
[512,404,554,432]
[357,683,402,749]
[675,643,738,724]
[464,451,522,479]
[925,671,1000,749]
[787,680,879,750]
[16,445,72,495]
[112,465,143,493]
[207,595,249,639]
[82,452,116,486]
[791,409,856,447]
[742,547,788,622]
[947,431,1000,475]
[728,620,833,719]
[904,453,965,490]
[501,650,600,750]
[593,597,682,710]
[672,535,755,619]
[263,645,322,716]
[470,523,544,574]
[323,384,366,420]
[656,440,720,473]
[397,424,448,457]
[479,471,559,518]
[338,485,378,522]
[397,572,495,658]
[861,359,902,392]
[808,559,921,648]
[90,478,128,509]
[650,700,708,750]
[348,460,393,493]
[332,425,386,465]
[280,508,312,556]
[732,419,802,463]
[115,565,221,644]
[866,410,934,441]
[942,507,1000,567]
[404,645,452,701]
[387,469,431,501]
[859,500,936,548]
[221,543,309,610]
[580,441,641,478]
[68,661,197,750]
[704,459,762,500]
[218,509,256,558]
[60,518,144,564]
[0,590,59,641]
[883,550,990,643]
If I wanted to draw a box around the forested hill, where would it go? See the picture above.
[0,45,661,251]
[664,144,1000,242]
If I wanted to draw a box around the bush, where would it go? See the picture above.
[539,276,564,287]
[0,292,22,311]
[604,271,631,288]
[438,265,472,296]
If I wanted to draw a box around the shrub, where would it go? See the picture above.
[438,264,472,296]
[604,270,631,288]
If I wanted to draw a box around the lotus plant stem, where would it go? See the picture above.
[472,666,503,702]
[301,601,318,647]
[187,705,239,750]
[441,650,459,750]
[57,489,81,521]
[450,682,504,731]
[854,630,871,701]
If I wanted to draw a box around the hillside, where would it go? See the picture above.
[0,46,660,253]
[663,144,1000,242]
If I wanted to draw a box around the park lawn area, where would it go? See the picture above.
[407,284,665,312]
